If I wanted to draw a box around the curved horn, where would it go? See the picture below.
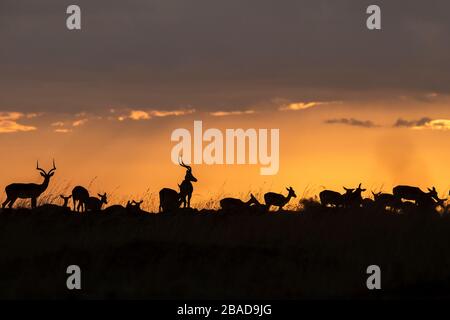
[179,156,192,170]
[48,159,57,174]
[36,160,47,175]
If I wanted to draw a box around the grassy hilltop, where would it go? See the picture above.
[1,203,450,299]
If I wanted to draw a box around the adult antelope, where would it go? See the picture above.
[2,160,56,209]
[319,188,354,207]
[72,186,90,212]
[264,187,296,211]
[372,192,400,210]
[342,184,366,208]
[220,194,259,212]
[178,157,197,208]
[159,188,182,213]
[393,185,439,204]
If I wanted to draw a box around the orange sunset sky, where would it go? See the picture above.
[1,1,449,208]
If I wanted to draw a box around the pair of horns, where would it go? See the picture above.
[37,159,56,175]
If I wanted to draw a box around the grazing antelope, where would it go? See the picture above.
[159,188,182,213]
[319,188,353,207]
[220,194,259,212]
[72,186,90,212]
[372,192,400,210]
[86,193,108,212]
[178,157,197,208]
[342,184,366,208]
[2,160,56,209]
[264,187,296,211]
[393,185,439,204]
[60,195,72,208]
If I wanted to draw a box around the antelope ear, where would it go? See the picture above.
[49,172,55,177]
[362,189,367,192]
[98,193,102,197]
[40,172,45,177]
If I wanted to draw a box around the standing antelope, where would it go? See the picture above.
[264,187,296,211]
[72,186,90,212]
[178,157,197,208]
[2,160,56,209]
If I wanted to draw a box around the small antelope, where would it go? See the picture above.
[86,193,108,212]
[2,160,56,209]
[178,157,197,208]
[264,187,296,211]
[60,195,72,208]
[126,200,144,214]
[159,188,182,213]
[72,186,90,212]
[220,194,259,211]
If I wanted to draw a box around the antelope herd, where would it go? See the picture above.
[0,159,448,216]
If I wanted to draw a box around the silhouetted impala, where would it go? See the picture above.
[220,194,259,212]
[159,188,182,213]
[178,157,197,208]
[393,186,439,204]
[60,195,72,208]
[72,186,89,212]
[342,184,366,208]
[86,193,108,212]
[319,188,353,207]
[2,160,56,209]
[264,187,296,211]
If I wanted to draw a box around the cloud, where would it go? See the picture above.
[278,101,341,111]
[54,128,72,133]
[210,110,255,117]
[324,118,379,128]
[51,121,65,127]
[394,117,450,131]
[0,112,37,133]
[118,108,195,121]
[394,117,433,128]
[72,119,89,127]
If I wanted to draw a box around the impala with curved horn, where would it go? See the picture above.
[178,157,197,208]
[2,160,56,209]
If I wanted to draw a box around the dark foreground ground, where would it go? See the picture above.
[1,205,450,299]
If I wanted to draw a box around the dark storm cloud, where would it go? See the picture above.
[393,117,433,128]
[324,118,379,128]
[1,0,450,113]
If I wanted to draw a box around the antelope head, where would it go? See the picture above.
[98,193,108,205]
[37,159,56,183]
[372,191,381,200]
[427,186,438,199]
[179,157,197,182]
[286,187,297,198]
